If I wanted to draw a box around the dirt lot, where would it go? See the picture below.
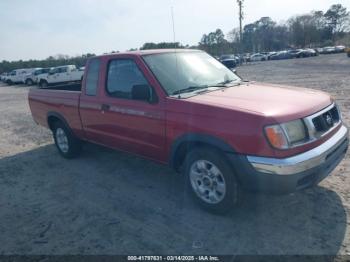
[0,53,349,256]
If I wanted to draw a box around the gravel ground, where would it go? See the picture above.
[0,53,349,256]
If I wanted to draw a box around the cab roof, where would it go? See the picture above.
[95,49,202,59]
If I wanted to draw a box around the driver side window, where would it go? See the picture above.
[106,59,149,100]
[50,68,59,74]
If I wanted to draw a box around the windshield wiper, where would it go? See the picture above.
[172,85,209,95]
[216,79,241,86]
[172,80,241,96]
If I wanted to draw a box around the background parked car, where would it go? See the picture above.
[2,73,10,83]
[34,68,52,85]
[261,52,277,60]
[25,68,51,85]
[0,73,7,82]
[304,49,317,57]
[250,53,268,62]
[221,59,237,70]
[38,65,84,88]
[288,49,310,58]
[288,49,301,58]
[220,54,240,65]
[321,46,336,54]
[270,51,293,60]
[6,69,29,85]
[315,48,323,54]
[335,45,346,53]
[24,68,43,85]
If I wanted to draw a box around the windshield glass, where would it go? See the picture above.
[143,51,241,96]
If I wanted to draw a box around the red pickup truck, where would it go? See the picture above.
[29,49,349,213]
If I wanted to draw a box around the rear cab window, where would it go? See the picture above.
[85,59,101,96]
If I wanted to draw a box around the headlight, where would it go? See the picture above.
[281,120,307,144]
[265,120,307,149]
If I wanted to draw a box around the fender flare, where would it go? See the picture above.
[169,133,236,169]
[47,112,71,132]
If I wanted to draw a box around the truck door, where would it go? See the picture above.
[57,67,70,83]
[79,56,167,162]
[47,68,58,83]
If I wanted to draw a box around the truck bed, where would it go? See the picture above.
[28,86,83,137]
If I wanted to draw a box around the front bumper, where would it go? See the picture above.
[227,125,349,194]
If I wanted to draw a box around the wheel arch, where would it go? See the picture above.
[39,78,48,84]
[47,112,71,132]
[169,133,236,172]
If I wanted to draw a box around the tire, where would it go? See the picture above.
[52,121,82,159]
[40,80,48,88]
[183,147,240,214]
[26,79,33,86]
[6,80,12,85]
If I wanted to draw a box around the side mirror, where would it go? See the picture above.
[132,84,157,103]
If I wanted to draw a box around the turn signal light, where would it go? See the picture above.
[265,125,289,149]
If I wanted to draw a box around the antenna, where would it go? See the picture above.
[171,0,181,99]
[171,5,176,48]
[170,2,180,97]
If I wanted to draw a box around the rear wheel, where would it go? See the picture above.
[6,80,12,85]
[40,80,48,88]
[26,79,33,86]
[183,147,240,214]
[52,121,82,159]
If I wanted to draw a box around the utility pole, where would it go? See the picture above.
[237,0,244,57]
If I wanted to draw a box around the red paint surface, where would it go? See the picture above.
[29,50,335,163]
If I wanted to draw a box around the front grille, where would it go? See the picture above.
[312,106,340,133]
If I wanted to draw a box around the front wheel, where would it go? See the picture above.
[184,147,240,214]
[53,122,82,159]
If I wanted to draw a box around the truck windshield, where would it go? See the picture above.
[143,51,241,96]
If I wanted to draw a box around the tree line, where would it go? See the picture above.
[199,3,350,56]
[0,3,349,73]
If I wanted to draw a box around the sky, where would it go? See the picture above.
[0,0,349,61]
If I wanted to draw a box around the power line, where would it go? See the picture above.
[237,0,244,54]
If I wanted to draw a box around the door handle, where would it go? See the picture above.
[101,104,111,111]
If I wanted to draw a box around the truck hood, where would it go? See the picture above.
[189,82,333,122]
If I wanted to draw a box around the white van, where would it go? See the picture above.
[7,68,38,85]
